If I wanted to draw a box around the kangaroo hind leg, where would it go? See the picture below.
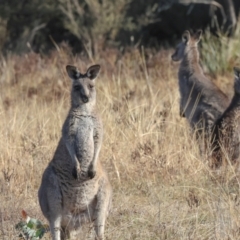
[94,180,112,240]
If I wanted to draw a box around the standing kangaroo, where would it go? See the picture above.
[171,30,229,141]
[38,64,112,240]
[212,67,240,167]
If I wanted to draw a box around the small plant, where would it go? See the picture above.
[15,210,48,240]
[201,26,240,76]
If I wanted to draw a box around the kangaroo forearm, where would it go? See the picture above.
[92,128,102,165]
[92,143,101,166]
[65,141,79,167]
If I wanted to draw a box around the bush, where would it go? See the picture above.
[201,24,240,76]
[58,0,130,56]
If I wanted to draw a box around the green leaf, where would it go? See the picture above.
[15,217,46,239]
[35,228,45,238]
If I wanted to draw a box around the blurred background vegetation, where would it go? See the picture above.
[0,0,240,63]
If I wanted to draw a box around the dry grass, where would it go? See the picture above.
[0,45,240,240]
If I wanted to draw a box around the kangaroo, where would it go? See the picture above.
[171,30,229,141]
[38,64,112,240]
[212,67,240,167]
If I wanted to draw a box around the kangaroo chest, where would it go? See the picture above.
[179,78,200,114]
[70,116,94,135]
[70,116,95,161]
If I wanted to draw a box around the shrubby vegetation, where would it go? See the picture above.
[0,0,160,54]
[200,23,240,76]
[0,0,238,56]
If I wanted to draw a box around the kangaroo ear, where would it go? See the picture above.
[86,65,101,80]
[234,67,240,78]
[182,31,190,44]
[66,65,81,80]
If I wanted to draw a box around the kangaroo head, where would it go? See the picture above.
[171,30,202,61]
[66,64,101,107]
[234,67,240,95]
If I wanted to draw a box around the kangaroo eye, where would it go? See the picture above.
[74,86,81,91]
[89,85,94,89]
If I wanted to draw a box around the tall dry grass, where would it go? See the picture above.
[0,43,240,240]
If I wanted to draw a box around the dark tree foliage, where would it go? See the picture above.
[118,0,239,48]
[0,0,239,54]
[0,0,82,54]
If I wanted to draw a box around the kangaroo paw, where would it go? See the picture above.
[72,166,81,180]
[88,164,96,179]
[72,167,78,179]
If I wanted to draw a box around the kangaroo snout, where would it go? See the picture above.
[81,95,89,103]
[171,52,181,62]
[171,53,178,62]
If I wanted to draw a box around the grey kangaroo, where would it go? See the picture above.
[38,64,112,240]
[171,30,229,142]
[212,67,240,167]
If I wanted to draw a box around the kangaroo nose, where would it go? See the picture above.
[82,96,89,103]
[171,54,178,62]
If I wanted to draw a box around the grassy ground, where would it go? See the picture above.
[0,41,240,240]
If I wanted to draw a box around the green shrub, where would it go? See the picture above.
[58,0,130,56]
[15,217,47,239]
[201,24,240,75]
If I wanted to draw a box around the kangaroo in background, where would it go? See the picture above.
[171,30,229,142]
[212,67,240,167]
[38,64,112,240]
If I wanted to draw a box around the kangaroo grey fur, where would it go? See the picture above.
[171,30,229,140]
[212,67,240,167]
[38,64,112,240]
